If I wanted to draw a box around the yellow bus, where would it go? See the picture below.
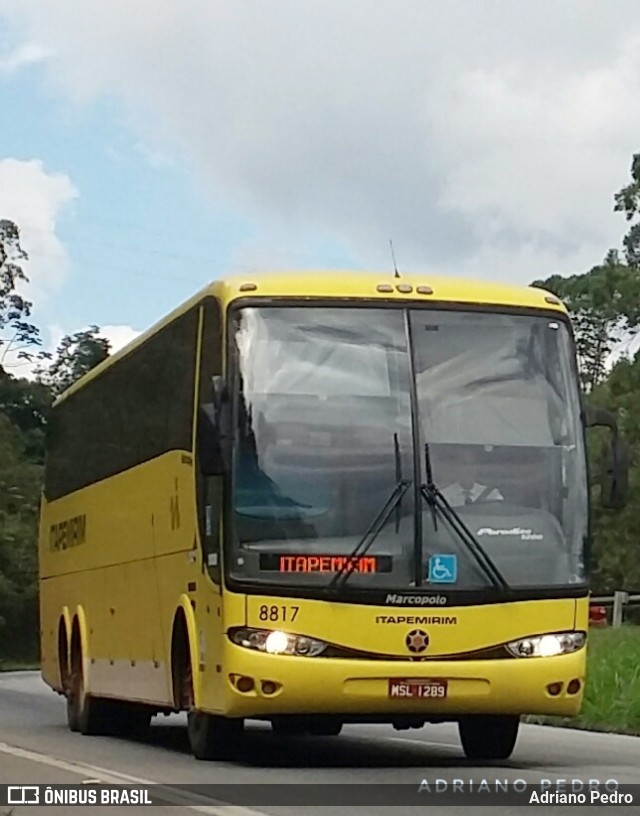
[39,270,628,761]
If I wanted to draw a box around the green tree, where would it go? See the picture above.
[0,219,50,373]
[614,153,640,267]
[0,371,52,463]
[0,412,41,663]
[532,252,640,391]
[37,326,111,397]
[588,355,640,591]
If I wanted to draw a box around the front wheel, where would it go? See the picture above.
[187,711,243,760]
[458,715,519,760]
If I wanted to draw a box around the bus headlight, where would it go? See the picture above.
[506,631,586,658]
[229,628,328,657]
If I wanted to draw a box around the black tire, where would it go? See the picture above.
[66,651,112,736]
[108,702,152,737]
[66,688,80,733]
[66,649,82,732]
[78,695,112,736]
[458,715,520,760]
[187,711,243,760]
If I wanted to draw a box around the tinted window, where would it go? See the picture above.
[45,309,198,500]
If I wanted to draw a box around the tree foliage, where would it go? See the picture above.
[588,358,640,591]
[0,219,50,372]
[532,252,640,391]
[0,412,41,661]
[36,327,111,397]
[614,153,640,267]
[0,371,52,463]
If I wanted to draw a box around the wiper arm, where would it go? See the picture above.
[329,436,411,591]
[421,444,508,591]
[394,433,403,533]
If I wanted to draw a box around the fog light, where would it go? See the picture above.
[567,679,581,694]
[262,681,278,695]
[547,682,563,696]
[236,676,254,692]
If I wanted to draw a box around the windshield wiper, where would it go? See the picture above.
[328,435,411,591]
[421,443,508,590]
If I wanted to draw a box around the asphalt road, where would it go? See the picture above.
[1,671,639,814]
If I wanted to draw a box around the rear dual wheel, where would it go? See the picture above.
[66,655,150,737]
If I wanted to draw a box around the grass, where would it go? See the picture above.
[0,659,39,672]
[525,626,640,735]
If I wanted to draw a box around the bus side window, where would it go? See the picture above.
[196,298,223,583]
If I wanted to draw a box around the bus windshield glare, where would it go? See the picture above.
[228,306,588,594]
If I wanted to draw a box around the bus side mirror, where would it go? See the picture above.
[198,377,230,476]
[601,437,629,510]
[212,375,227,412]
[585,405,630,509]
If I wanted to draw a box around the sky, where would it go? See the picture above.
[1,1,640,368]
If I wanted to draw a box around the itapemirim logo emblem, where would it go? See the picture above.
[405,628,429,653]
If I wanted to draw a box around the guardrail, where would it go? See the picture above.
[590,592,640,627]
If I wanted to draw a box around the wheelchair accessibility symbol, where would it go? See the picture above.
[428,554,457,584]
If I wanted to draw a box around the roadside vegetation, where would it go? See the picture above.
[0,658,39,672]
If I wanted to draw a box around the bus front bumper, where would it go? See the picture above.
[213,643,586,720]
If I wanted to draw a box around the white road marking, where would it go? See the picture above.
[0,741,266,816]
[388,736,459,750]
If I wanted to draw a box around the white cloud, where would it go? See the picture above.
[0,158,78,301]
[3,2,640,282]
[0,41,50,74]
[99,323,140,354]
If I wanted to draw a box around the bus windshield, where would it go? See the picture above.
[227,305,588,595]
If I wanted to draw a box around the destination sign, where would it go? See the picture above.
[259,554,393,573]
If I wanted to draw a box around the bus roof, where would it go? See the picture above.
[54,269,565,405]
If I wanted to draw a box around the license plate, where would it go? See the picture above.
[388,679,448,699]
